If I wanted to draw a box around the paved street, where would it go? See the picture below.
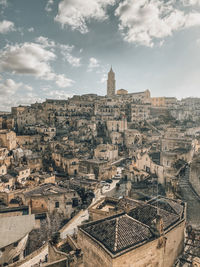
[179,166,200,228]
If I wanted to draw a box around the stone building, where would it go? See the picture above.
[151,97,177,107]
[0,164,7,176]
[0,130,17,150]
[52,152,79,176]
[0,214,35,265]
[106,119,127,133]
[12,166,30,184]
[94,144,118,162]
[19,184,81,218]
[134,151,164,185]
[117,89,128,95]
[126,103,151,122]
[78,196,186,267]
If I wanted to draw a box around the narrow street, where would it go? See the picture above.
[179,166,200,228]
[60,179,120,238]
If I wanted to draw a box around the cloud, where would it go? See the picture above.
[0,0,7,7]
[35,36,55,47]
[28,27,34,32]
[88,57,100,71]
[59,43,81,67]
[55,74,74,88]
[0,42,55,77]
[0,78,44,111]
[0,42,74,88]
[100,73,107,83]
[0,20,15,34]
[65,54,81,67]
[115,0,200,47]
[47,89,73,99]
[181,0,200,5]
[35,36,81,67]
[0,79,22,96]
[45,0,54,12]
[55,0,116,33]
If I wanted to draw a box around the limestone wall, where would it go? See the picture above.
[190,159,200,197]
[78,229,113,267]
[78,219,184,267]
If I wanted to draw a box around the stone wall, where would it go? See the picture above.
[190,157,200,197]
[78,219,185,267]
[78,229,112,267]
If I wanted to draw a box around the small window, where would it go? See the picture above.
[55,202,59,208]
[13,255,19,262]
[13,242,18,247]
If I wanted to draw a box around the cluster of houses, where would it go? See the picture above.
[0,68,200,266]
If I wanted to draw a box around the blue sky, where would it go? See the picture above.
[1,0,200,110]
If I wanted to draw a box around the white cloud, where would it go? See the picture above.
[35,36,81,67]
[100,73,107,83]
[0,79,22,95]
[28,27,34,32]
[0,42,74,88]
[65,54,81,67]
[47,89,72,99]
[59,43,81,67]
[55,0,116,33]
[0,20,15,34]
[45,0,54,12]
[55,74,74,88]
[115,0,200,47]
[181,0,200,5]
[0,42,55,77]
[0,0,7,7]
[35,36,55,47]
[24,85,33,91]
[88,57,100,71]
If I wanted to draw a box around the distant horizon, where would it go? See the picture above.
[1,0,200,111]
[1,89,200,113]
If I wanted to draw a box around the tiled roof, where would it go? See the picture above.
[81,197,185,255]
[148,197,184,217]
[128,203,180,230]
[81,214,153,254]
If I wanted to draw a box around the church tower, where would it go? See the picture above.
[107,67,116,96]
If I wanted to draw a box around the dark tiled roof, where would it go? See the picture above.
[81,214,153,254]
[148,197,184,217]
[128,204,179,230]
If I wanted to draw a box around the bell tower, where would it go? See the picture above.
[107,67,115,96]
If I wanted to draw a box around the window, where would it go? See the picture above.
[13,255,19,263]
[55,201,59,208]
[13,242,18,247]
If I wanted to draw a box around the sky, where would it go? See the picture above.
[1,0,200,111]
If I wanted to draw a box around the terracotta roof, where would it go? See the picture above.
[80,214,153,254]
